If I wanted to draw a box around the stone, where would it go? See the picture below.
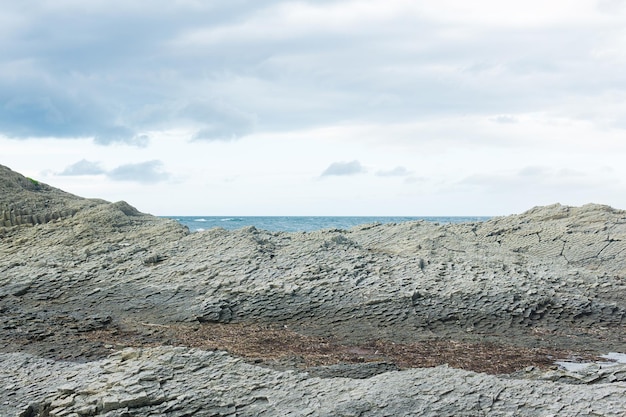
[2,163,626,416]
[3,347,626,417]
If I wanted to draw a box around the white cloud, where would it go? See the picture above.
[376,166,411,177]
[459,165,618,195]
[490,115,518,124]
[321,160,366,177]
[59,159,105,176]
[107,160,171,184]
[597,0,626,13]
[416,0,609,27]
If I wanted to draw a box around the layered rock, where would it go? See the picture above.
[4,347,626,417]
[1,164,626,416]
[0,165,105,229]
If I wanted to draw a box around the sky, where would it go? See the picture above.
[2,0,626,216]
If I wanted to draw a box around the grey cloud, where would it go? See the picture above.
[184,99,257,141]
[107,160,170,184]
[94,128,149,147]
[321,160,365,177]
[59,158,172,183]
[1,1,624,143]
[0,2,269,143]
[0,82,94,138]
[192,128,238,142]
[59,159,106,176]
[376,166,411,177]
[0,73,148,146]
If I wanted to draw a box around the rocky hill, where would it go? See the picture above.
[1,164,625,416]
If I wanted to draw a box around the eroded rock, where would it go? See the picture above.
[2,164,626,415]
[3,347,626,417]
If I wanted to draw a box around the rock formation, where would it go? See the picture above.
[1,163,625,416]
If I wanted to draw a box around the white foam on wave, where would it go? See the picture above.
[195,218,207,222]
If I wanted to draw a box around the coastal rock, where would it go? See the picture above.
[196,299,234,323]
[2,163,626,415]
[0,165,102,230]
[3,347,626,417]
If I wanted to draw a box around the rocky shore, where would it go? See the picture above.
[1,163,625,416]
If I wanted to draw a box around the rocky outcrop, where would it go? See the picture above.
[1,163,626,416]
[4,347,626,417]
[0,165,106,229]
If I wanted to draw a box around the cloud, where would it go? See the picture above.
[450,164,626,212]
[597,0,626,13]
[404,176,427,184]
[2,0,624,147]
[0,2,269,145]
[459,165,598,193]
[518,166,550,177]
[376,166,411,177]
[59,158,173,183]
[107,160,170,184]
[489,115,518,124]
[321,160,365,177]
[94,129,150,147]
[59,159,106,176]
[185,99,257,142]
[0,73,147,146]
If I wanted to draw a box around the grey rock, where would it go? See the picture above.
[2,164,626,415]
[2,347,626,417]
[306,362,399,379]
[196,299,234,323]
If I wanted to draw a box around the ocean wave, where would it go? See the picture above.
[166,216,491,233]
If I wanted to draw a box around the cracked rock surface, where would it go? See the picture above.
[1,163,626,416]
[4,347,626,417]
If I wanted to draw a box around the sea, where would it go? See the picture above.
[164,216,492,233]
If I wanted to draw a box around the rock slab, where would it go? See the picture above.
[3,347,626,417]
[2,163,626,415]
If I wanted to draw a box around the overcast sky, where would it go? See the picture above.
[2,0,626,215]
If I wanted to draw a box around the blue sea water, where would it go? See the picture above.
[164,216,492,233]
